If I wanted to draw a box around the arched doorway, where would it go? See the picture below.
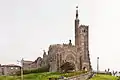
[83,67,87,71]
[60,62,75,73]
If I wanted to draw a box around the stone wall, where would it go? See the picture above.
[58,72,92,80]
[0,65,21,76]
[48,44,78,72]
[48,38,91,72]
[0,67,2,75]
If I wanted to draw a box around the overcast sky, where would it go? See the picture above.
[0,0,120,71]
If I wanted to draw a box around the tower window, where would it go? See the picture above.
[83,30,86,32]
[81,29,86,33]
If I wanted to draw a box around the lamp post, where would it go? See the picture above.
[97,57,99,73]
[17,58,24,80]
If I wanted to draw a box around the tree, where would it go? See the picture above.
[105,69,106,72]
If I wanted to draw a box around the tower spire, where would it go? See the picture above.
[76,6,78,19]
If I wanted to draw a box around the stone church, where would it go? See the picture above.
[22,6,92,73]
[47,6,92,72]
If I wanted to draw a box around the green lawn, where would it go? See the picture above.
[90,74,119,80]
[0,71,86,80]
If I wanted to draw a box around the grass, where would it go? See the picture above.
[90,74,119,80]
[0,71,87,80]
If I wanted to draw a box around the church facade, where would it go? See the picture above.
[47,6,92,72]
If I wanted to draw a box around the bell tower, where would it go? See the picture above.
[75,6,80,47]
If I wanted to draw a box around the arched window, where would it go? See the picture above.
[66,54,75,61]
[83,29,85,32]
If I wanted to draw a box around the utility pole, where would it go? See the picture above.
[97,57,99,73]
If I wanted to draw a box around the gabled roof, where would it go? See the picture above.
[23,57,43,65]
[34,57,42,63]
[23,60,33,64]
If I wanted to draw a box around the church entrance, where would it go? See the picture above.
[83,67,87,71]
[60,62,75,73]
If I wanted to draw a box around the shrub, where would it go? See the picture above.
[16,65,50,76]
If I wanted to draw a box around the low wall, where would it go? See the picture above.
[58,72,92,80]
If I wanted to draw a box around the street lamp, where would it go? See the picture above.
[97,57,99,73]
[17,58,24,80]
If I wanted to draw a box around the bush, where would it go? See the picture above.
[16,65,50,76]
